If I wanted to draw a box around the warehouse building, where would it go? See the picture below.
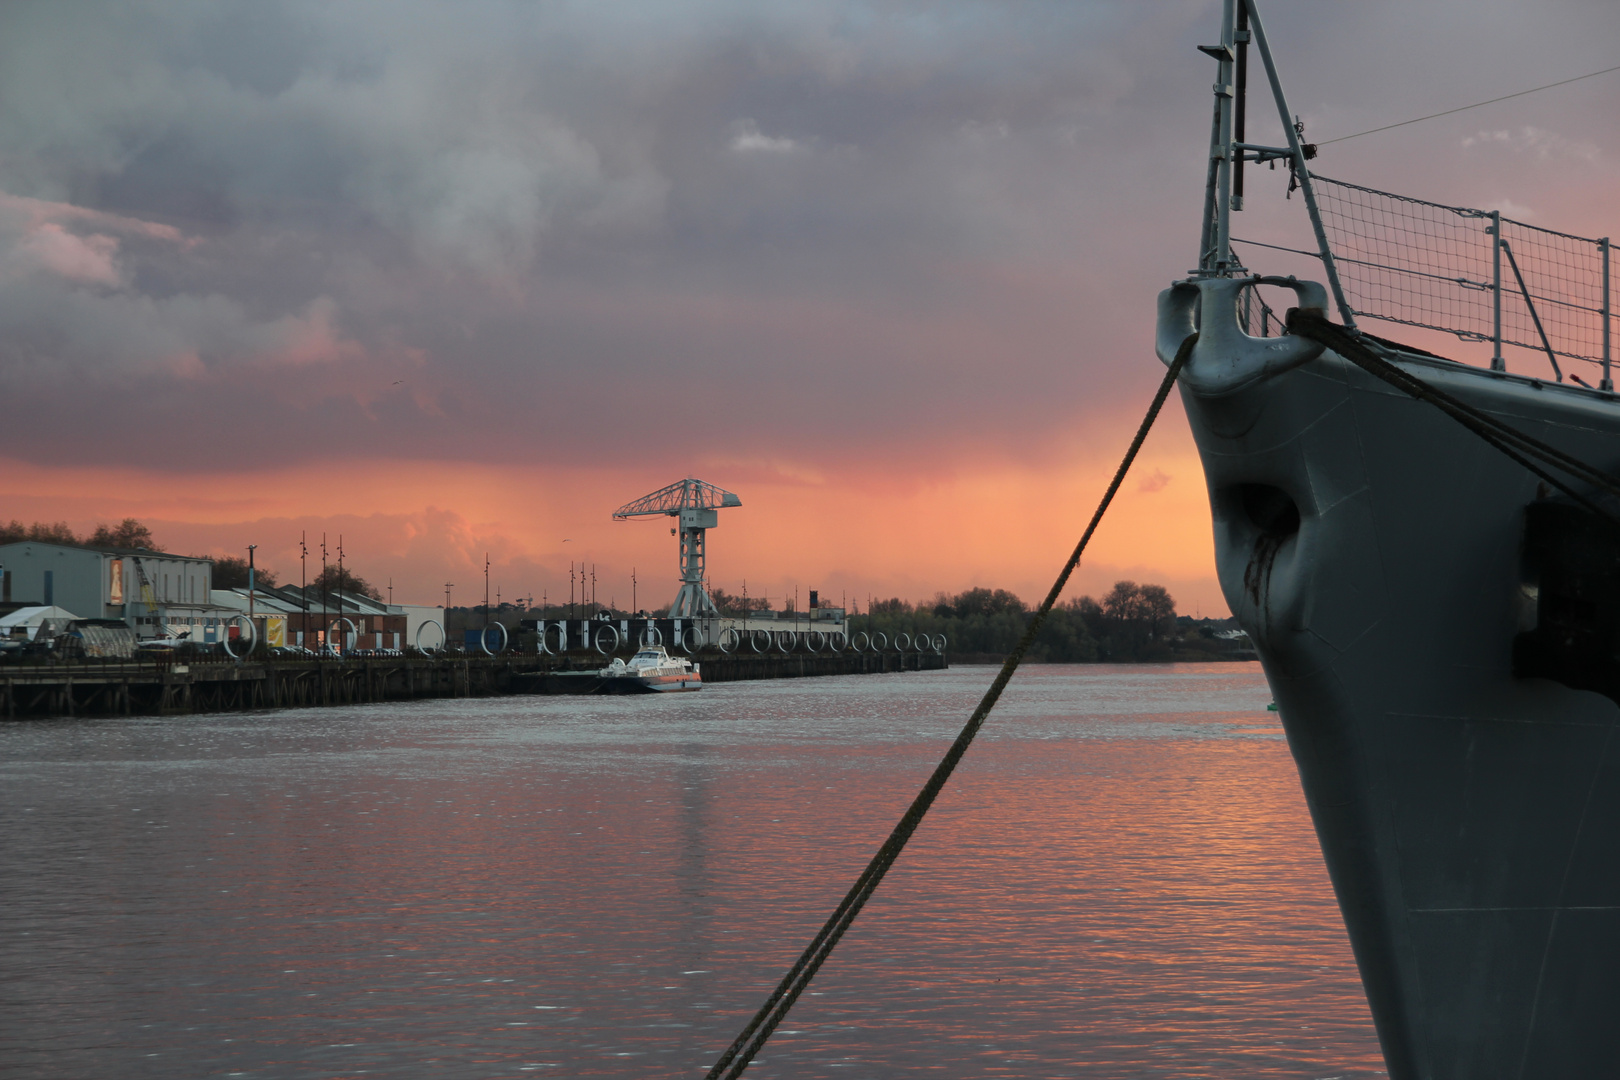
[0,541,230,640]
[0,540,445,647]
[212,585,444,650]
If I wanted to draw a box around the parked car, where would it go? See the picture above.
[138,638,220,657]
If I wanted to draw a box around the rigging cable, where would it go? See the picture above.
[1318,63,1620,146]
[701,332,1199,1079]
[1285,310,1620,524]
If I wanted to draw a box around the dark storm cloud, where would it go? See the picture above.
[0,0,1615,470]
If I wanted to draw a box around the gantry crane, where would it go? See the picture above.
[613,478,741,618]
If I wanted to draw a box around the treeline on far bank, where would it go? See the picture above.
[857,582,1250,663]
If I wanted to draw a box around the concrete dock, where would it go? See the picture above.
[1,648,948,719]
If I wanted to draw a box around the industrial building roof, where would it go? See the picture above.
[212,586,418,617]
[0,540,211,562]
[0,605,83,629]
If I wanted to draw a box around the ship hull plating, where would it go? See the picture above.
[1177,327,1620,1078]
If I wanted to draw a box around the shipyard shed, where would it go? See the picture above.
[0,605,82,641]
[0,541,226,637]
[212,585,442,650]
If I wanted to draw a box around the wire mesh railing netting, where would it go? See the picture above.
[1309,173,1613,370]
[1237,286,1282,339]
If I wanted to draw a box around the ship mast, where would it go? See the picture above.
[1196,0,1240,277]
[1195,2,1357,326]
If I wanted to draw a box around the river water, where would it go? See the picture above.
[1,663,1385,1079]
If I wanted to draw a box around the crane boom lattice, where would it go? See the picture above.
[613,478,741,619]
[612,478,742,519]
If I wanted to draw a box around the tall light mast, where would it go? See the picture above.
[612,477,742,618]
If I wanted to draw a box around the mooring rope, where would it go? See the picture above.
[702,333,1198,1079]
[1286,309,1620,524]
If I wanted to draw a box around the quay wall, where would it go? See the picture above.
[1,649,948,719]
[701,650,942,682]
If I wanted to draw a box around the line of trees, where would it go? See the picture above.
[1,518,156,550]
[859,581,1237,663]
[210,558,380,599]
[709,587,774,615]
[3,518,1235,661]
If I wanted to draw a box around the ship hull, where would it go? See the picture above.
[1175,317,1620,1078]
[598,673,703,693]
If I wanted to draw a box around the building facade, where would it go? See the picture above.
[0,541,215,632]
[212,585,443,650]
[0,542,445,648]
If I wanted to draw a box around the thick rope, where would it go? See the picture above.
[702,333,1197,1079]
[1286,310,1620,523]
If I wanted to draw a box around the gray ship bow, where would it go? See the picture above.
[1170,3,1620,1076]
[1164,277,1620,1078]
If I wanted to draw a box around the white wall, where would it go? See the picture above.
[0,542,213,626]
[394,604,445,649]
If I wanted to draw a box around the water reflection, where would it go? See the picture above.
[0,664,1384,1078]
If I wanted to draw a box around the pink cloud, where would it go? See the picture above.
[18,222,121,284]
[1137,468,1171,494]
[255,297,369,369]
[0,191,189,245]
[0,189,193,288]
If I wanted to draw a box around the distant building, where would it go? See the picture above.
[212,584,443,650]
[0,605,83,642]
[0,541,232,639]
[713,603,846,639]
[0,540,448,648]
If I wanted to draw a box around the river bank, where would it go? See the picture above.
[0,648,947,719]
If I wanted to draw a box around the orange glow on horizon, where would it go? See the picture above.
[0,413,1230,616]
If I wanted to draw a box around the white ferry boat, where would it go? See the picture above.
[598,646,703,693]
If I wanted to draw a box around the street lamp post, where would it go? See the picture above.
[300,531,308,648]
[320,534,329,655]
[247,545,257,651]
[336,534,345,656]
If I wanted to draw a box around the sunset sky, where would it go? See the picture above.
[3,1,1617,615]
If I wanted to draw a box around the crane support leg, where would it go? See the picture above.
[670,511,719,618]
[611,477,739,621]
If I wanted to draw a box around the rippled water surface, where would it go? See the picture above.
[1,663,1386,1078]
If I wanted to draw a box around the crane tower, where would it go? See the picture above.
[612,477,741,618]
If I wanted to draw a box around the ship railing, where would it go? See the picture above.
[1237,173,1615,388]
